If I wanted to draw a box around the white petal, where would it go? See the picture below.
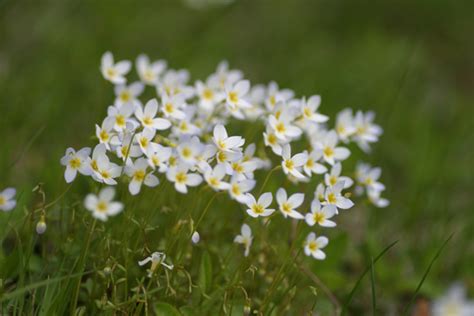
[99,187,115,202]
[288,193,304,208]
[258,192,273,208]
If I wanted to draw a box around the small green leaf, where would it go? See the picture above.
[154,302,182,316]
[198,251,213,294]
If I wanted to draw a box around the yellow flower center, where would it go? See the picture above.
[252,204,264,214]
[314,212,325,224]
[209,177,219,187]
[203,88,214,100]
[327,192,337,204]
[323,146,334,157]
[175,172,187,184]
[0,196,5,206]
[116,114,125,127]
[99,130,109,142]
[269,95,276,106]
[303,107,312,117]
[356,126,367,135]
[308,241,318,252]
[306,159,314,168]
[282,202,292,213]
[120,91,131,102]
[143,116,153,126]
[69,157,81,169]
[232,162,244,173]
[169,156,177,167]
[179,121,188,132]
[329,176,338,186]
[275,122,286,134]
[165,103,174,113]
[217,151,227,163]
[231,184,241,196]
[133,170,146,181]
[337,125,345,135]
[151,156,160,166]
[106,68,117,78]
[228,91,238,103]
[120,146,129,158]
[144,70,154,81]
[217,139,226,150]
[139,137,149,148]
[100,170,111,179]
[182,147,192,158]
[267,133,277,145]
[97,201,108,213]
[91,159,98,171]
[284,159,294,170]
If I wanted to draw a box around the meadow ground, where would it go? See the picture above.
[0,0,473,315]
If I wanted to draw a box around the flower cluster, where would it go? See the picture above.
[62,52,389,260]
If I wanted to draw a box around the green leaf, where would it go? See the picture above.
[198,251,213,294]
[154,302,182,316]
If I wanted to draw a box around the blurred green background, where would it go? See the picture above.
[1,0,473,312]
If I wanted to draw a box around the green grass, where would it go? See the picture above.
[1,0,473,314]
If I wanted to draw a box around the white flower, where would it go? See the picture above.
[356,163,385,192]
[95,117,116,150]
[136,54,167,85]
[314,183,326,202]
[136,128,156,154]
[176,136,202,167]
[303,149,327,176]
[145,143,172,172]
[281,144,307,180]
[208,60,243,89]
[213,124,245,153]
[138,252,174,277]
[268,114,302,141]
[305,199,337,227]
[315,130,350,165]
[114,82,144,108]
[0,188,16,212]
[325,163,353,188]
[192,231,200,244]
[135,99,171,131]
[432,283,474,316]
[263,127,283,155]
[204,164,230,191]
[115,132,142,162]
[229,178,256,203]
[234,223,252,257]
[276,188,304,219]
[335,108,356,142]
[304,232,328,260]
[353,111,383,152]
[107,104,135,132]
[225,80,251,109]
[367,189,389,208]
[265,81,294,110]
[84,187,123,221]
[60,147,92,183]
[100,52,131,84]
[166,164,203,193]
[324,181,354,212]
[195,80,224,111]
[161,94,186,120]
[245,192,275,218]
[91,149,121,185]
[300,95,328,123]
[125,158,160,195]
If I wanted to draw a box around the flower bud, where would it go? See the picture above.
[191,231,200,244]
[36,217,47,235]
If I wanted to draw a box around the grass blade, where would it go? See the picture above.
[370,256,376,315]
[342,240,398,315]
[403,233,454,315]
